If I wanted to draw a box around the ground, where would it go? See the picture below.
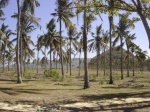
[0,68,150,111]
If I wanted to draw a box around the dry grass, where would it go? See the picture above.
[0,68,150,111]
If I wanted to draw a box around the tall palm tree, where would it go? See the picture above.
[130,43,137,76]
[36,35,43,74]
[113,16,130,80]
[77,38,83,77]
[136,47,147,73]
[108,0,114,84]
[67,27,81,76]
[51,0,74,77]
[88,24,104,77]
[46,18,58,71]
[102,30,109,76]
[83,0,89,89]
[125,33,136,77]
[16,0,22,83]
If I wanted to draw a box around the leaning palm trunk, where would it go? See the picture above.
[59,16,64,77]
[83,0,89,89]
[16,0,22,83]
[109,16,113,84]
[137,10,150,49]
[121,38,123,80]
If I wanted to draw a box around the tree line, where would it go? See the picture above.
[0,0,150,89]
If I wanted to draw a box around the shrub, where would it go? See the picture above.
[23,70,31,79]
[44,69,60,80]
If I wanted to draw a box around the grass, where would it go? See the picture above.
[0,68,150,111]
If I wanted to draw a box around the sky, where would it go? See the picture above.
[1,0,150,60]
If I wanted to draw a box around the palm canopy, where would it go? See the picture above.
[66,26,81,51]
[88,24,105,53]
[51,0,74,28]
[22,0,40,15]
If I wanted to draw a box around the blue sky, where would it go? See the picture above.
[1,0,150,60]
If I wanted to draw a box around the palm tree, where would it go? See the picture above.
[16,0,22,83]
[51,0,74,77]
[108,0,114,84]
[125,33,136,77]
[36,35,44,74]
[88,24,104,77]
[77,38,83,77]
[46,18,58,71]
[102,30,109,76]
[83,0,89,89]
[67,26,80,76]
[136,48,147,73]
[113,16,130,80]
[130,43,137,76]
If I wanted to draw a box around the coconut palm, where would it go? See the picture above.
[36,35,44,74]
[130,43,137,76]
[77,38,83,77]
[125,33,136,77]
[113,17,130,80]
[66,27,81,76]
[136,47,147,73]
[46,18,58,71]
[102,30,109,76]
[108,0,114,84]
[88,24,104,77]
[16,0,22,83]
[51,0,74,77]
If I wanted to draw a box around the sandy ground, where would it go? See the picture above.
[0,97,150,112]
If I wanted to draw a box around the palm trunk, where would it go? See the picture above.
[70,42,72,76]
[127,47,129,77]
[132,52,135,76]
[59,16,64,77]
[83,0,89,89]
[67,58,68,73]
[50,47,52,71]
[78,50,81,77]
[109,16,113,84]
[104,48,106,76]
[2,48,5,72]
[37,50,39,74]
[44,47,46,71]
[16,0,22,83]
[20,28,23,76]
[121,38,123,80]
[96,45,100,77]
[8,57,9,71]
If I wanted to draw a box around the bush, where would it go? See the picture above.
[44,69,60,80]
[23,70,31,79]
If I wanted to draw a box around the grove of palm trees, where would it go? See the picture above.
[0,0,150,111]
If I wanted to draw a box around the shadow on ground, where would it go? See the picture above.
[81,91,150,101]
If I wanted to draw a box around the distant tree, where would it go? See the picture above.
[52,0,74,77]
[67,26,81,76]
[88,24,104,77]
